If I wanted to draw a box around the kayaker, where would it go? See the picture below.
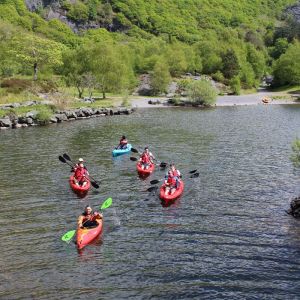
[73,158,89,187]
[139,147,155,170]
[78,205,103,228]
[117,135,128,149]
[164,170,177,195]
[170,163,181,182]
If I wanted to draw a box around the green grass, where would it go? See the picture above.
[0,104,55,118]
[268,85,300,93]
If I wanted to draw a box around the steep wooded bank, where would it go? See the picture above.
[0,0,299,105]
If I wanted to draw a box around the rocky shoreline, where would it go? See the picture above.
[0,102,134,130]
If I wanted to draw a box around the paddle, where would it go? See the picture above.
[130,156,167,168]
[61,197,112,243]
[147,186,158,192]
[62,153,100,189]
[150,169,199,185]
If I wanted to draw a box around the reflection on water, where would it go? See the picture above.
[1,106,300,299]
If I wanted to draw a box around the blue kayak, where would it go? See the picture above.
[112,144,132,157]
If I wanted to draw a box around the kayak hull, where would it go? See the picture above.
[76,219,103,250]
[136,162,155,176]
[160,181,184,203]
[69,175,91,193]
[112,144,132,157]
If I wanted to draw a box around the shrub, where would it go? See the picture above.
[229,76,241,95]
[35,106,54,125]
[67,2,89,22]
[187,80,217,106]
[0,78,32,93]
[291,138,300,168]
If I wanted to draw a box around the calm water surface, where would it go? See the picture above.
[1,105,300,299]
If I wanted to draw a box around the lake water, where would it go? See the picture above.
[1,105,300,299]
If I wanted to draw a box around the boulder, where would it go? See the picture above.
[55,113,68,122]
[23,100,37,107]
[14,123,23,129]
[25,110,38,119]
[50,116,58,123]
[64,110,77,119]
[82,107,93,116]
[287,197,300,218]
[26,117,34,125]
[75,109,85,118]
[0,117,12,127]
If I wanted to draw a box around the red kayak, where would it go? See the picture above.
[76,219,103,250]
[136,162,155,175]
[160,181,184,203]
[69,175,91,193]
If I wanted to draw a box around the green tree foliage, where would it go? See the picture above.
[290,138,300,168]
[10,33,66,80]
[150,60,171,95]
[269,37,289,59]
[67,1,89,22]
[0,0,298,91]
[187,80,217,106]
[273,41,300,86]
[62,46,92,98]
[221,49,241,79]
[229,76,241,95]
[89,42,135,98]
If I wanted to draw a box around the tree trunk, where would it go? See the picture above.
[102,90,106,99]
[77,86,84,98]
[33,62,38,81]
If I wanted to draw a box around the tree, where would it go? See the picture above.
[221,49,240,79]
[62,46,93,98]
[187,80,217,106]
[150,60,171,95]
[273,41,300,86]
[10,33,66,80]
[229,76,241,95]
[89,42,134,99]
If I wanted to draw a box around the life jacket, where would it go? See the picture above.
[81,212,100,223]
[167,175,177,186]
[74,166,87,180]
[141,152,151,164]
[172,169,180,178]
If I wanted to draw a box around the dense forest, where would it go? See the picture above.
[0,0,300,101]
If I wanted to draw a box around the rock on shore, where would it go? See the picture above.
[0,107,134,130]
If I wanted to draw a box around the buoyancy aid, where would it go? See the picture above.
[141,153,151,164]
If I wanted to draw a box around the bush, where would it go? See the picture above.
[229,76,241,95]
[290,138,300,168]
[67,2,89,22]
[212,71,225,82]
[0,78,32,93]
[35,106,54,125]
[187,80,217,106]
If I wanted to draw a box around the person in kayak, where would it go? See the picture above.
[139,147,155,170]
[170,163,181,183]
[78,205,103,228]
[164,170,177,195]
[73,158,89,187]
[117,135,128,149]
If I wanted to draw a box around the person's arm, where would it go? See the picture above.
[78,215,84,228]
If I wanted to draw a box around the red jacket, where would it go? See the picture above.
[141,153,151,164]
[74,166,88,180]
[167,175,177,186]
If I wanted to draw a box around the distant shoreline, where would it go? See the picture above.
[130,92,299,108]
